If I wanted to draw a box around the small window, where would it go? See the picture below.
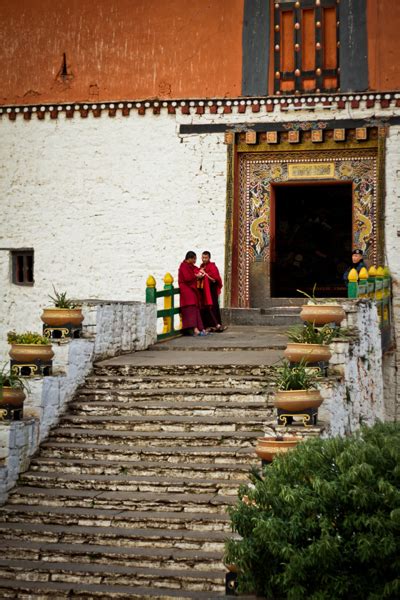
[273,0,339,95]
[11,250,34,285]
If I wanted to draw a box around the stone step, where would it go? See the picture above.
[0,573,240,599]
[47,428,265,447]
[8,486,237,512]
[0,520,232,553]
[0,504,231,531]
[93,364,274,377]
[18,471,246,495]
[58,413,274,433]
[28,457,254,478]
[74,387,273,403]
[84,373,267,390]
[0,538,225,571]
[69,399,272,419]
[38,441,258,464]
[0,558,227,593]
[222,307,303,326]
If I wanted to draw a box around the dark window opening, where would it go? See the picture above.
[271,183,352,298]
[12,250,34,285]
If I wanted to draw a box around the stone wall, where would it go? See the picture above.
[0,300,156,503]
[319,300,386,437]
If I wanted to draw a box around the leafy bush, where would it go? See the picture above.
[273,360,319,390]
[225,422,400,600]
[7,331,50,345]
[49,286,76,309]
[287,322,338,345]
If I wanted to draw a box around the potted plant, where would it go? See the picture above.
[0,364,29,420]
[272,360,323,419]
[7,331,54,366]
[255,434,301,462]
[41,287,84,328]
[298,286,346,326]
[284,322,336,363]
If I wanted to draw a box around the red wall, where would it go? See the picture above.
[367,0,400,91]
[0,0,243,105]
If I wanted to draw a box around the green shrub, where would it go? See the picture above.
[7,331,50,345]
[225,422,400,600]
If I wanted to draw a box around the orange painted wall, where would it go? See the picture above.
[367,0,400,91]
[0,0,243,105]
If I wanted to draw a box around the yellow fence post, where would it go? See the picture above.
[162,272,174,335]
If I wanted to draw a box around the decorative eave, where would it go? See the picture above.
[1,92,400,121]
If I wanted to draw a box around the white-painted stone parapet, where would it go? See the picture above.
[0,299,157,503]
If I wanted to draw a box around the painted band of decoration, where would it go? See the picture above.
[237,148,379,307]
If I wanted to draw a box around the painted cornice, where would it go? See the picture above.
[1,92,399,121]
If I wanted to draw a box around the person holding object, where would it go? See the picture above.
[199,251,225,332]
[178,251,207,336]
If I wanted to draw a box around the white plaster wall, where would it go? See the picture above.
[384,125,400,416]
[0,112,227,359]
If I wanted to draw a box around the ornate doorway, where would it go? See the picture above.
[226,134,384,308]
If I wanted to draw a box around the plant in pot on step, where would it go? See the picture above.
[41,286,84,335]
[284,322,337,363]
[0,363,30,420]
[7,330,54,376]
[272,359,323,425]
[297,284,346,326]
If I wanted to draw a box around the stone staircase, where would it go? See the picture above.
[0,338,280,599]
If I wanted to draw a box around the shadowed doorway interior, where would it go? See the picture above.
[272,183,353,298]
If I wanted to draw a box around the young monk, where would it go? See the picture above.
[199,251,225,332]
[178,251,207,336]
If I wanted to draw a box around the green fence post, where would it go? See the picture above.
[146,275,157,304]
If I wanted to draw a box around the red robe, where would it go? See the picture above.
[200,261,223,295]
[178,261,200,307]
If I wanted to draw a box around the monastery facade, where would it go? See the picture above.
[1,0,399,396]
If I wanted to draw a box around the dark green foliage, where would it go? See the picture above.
[225,422,400,600]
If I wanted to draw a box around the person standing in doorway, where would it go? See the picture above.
[178,251,207,336]
[343,249,367,282]
[199,251,225,332]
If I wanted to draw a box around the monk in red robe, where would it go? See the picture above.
[178,251,206,336]
[199,251,224,332]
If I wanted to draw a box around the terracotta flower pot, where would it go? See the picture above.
[255,436,300,462]
[9,343,54,363]
[0,386,25,408]
[300,304,345,326]
[273,389,323,412]
[284,342,331,363]
[41,308,84,327]
[0,386,26,420]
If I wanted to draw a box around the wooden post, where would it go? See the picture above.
[146,275,157,304]
[162,273,174,335]
[357,267,369,298]
[382,266,391,326]
[347,268,359,298]
[375,266,384,325]
[367,266,377,299]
